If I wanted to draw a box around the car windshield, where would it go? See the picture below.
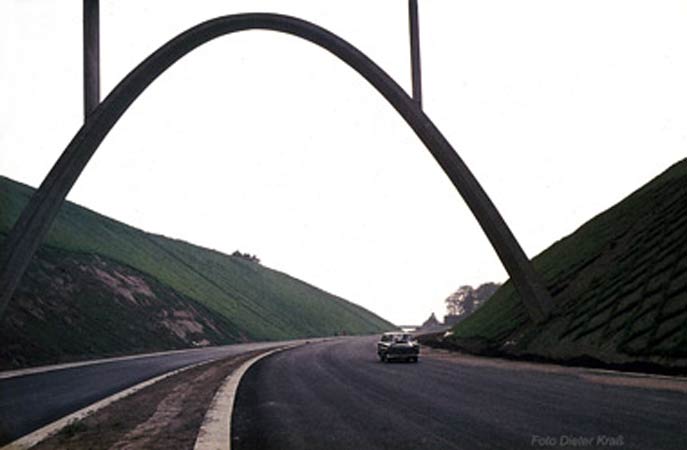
[393,334,413,343]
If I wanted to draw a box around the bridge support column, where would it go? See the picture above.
[83,0,100,119]
[408,0,422,108]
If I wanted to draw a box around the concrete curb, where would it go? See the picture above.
[0,357,220,450]
[193,345,295,450]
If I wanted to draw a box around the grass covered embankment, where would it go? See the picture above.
[443,159,687,373]
[0,176,394,369]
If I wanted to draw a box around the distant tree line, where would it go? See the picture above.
[232,250,261,264]
[444,282,501,321]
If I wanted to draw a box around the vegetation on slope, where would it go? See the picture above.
[0,246,242,369]
[0,176,394,368]
[447,159,687,369]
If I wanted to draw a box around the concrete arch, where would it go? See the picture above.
[0,13,552,322]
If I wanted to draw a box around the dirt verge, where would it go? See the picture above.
[421,345,687,394]
[419,333,687,377]
[32,351,263,450]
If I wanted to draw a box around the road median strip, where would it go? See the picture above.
[2,339,325,449]
[1,358,221,450]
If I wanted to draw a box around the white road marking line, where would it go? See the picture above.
[0,341,304,380]
[1,338,334,450]
[0,347,217,380]
[0,358,220,450]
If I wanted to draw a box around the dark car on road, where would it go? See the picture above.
[377,332,420,363]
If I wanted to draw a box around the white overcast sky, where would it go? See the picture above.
[1,1,686,325]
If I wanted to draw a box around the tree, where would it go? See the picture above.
[444,282,501,318]
[445,285,476,317]
[231,250,261,264]
[474,282,499,303]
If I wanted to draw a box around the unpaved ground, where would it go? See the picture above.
[421,345,687,393]
[32,351,262,450]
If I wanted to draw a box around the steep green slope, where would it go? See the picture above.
[448,159,687,369]
[0,176,393,367]
[0,245,244,369]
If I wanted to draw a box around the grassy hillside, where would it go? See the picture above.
[0,246,245,369]
[0,176,394,368]
[447,159,687,369]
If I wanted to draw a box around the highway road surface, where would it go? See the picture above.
[232,336,687,450]
[0,340,296,445]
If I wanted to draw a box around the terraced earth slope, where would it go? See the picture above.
[0,176,394,369]
[447,159,687,371]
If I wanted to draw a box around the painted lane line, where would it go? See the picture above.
[194,345,298,450]
[1,357,221,450]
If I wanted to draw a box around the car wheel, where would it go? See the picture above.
[380,354,387,363]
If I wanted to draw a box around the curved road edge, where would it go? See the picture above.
[1,358,218,450]
[1,338,335,449]
[193,345,299,450]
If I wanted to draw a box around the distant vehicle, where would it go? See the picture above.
[377,332,420,363]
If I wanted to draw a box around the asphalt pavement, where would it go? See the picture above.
[232,336,687,450]
[0,341,295,445]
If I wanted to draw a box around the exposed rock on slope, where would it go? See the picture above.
[0,246,241,369]
[0,176,395,369]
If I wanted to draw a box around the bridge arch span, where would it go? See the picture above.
[0,13,551,321]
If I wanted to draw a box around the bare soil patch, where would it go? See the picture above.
[33,351,262,450]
